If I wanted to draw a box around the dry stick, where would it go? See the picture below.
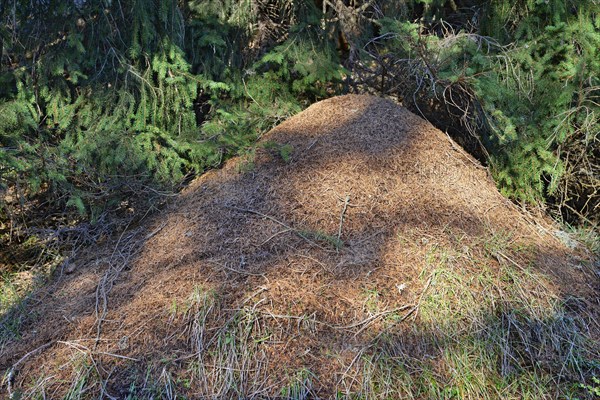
[494,251,556,296]
[336,304,422,389]
[225,206,332,252]
[443,130,485,169]
[351,305,414,337]
[335,305,413,331]
[220,262,266,277]
[259,228,292,246]
[94,223,133,344]
[95,226,145,347]
[305,138,319,152]
[144,221,167,240]
[56,340,114,399]
[21,375,56,399]
[97,351,140,362]
[3,341,54,397]
[260,306,417,335]
[364,303,426,352]
[337,194,350,252]
[411,274,433,322]
[338,345,369,391]
[57,341,140,361]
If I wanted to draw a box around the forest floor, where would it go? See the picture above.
[1,95,599,399]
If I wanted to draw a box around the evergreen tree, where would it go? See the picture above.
[1,0,597,231]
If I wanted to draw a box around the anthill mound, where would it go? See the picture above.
[2,95,598,398]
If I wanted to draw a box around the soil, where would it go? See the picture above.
[1,95,598,398]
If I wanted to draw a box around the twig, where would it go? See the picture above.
[494,251,525,271]
[337,195,350,252]
[353,306,415,338]
[3,341,54,397]
[95,351,139,362]
[57,340,140,361]
[57,340,117,399]
[305,138,319,151]
[144,221,167,240]
[443,130,486,169]
[411,274,433,321]
[335,305,413,332]
[259,228,292,246]
[94,223,144,347]
[219,262,266,277]
[337,345,370,390]
[225,206,332,252]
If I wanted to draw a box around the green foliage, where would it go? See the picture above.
[257,34,347,98]
[0,95,41,192]
[579,376,600,398]
[192,4,344,171]
[0,0,347,224]
[474,3,600,207]
[360,1,599,219]
[262,141,294,163]
[298,229,344,250]
[1,0,597,229]
[279,144,294,163]
[1,1,199,217]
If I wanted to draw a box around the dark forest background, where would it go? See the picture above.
[1,0,598,270]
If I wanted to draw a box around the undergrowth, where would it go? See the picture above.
[8,232,598,399]
[334,235,599,399]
